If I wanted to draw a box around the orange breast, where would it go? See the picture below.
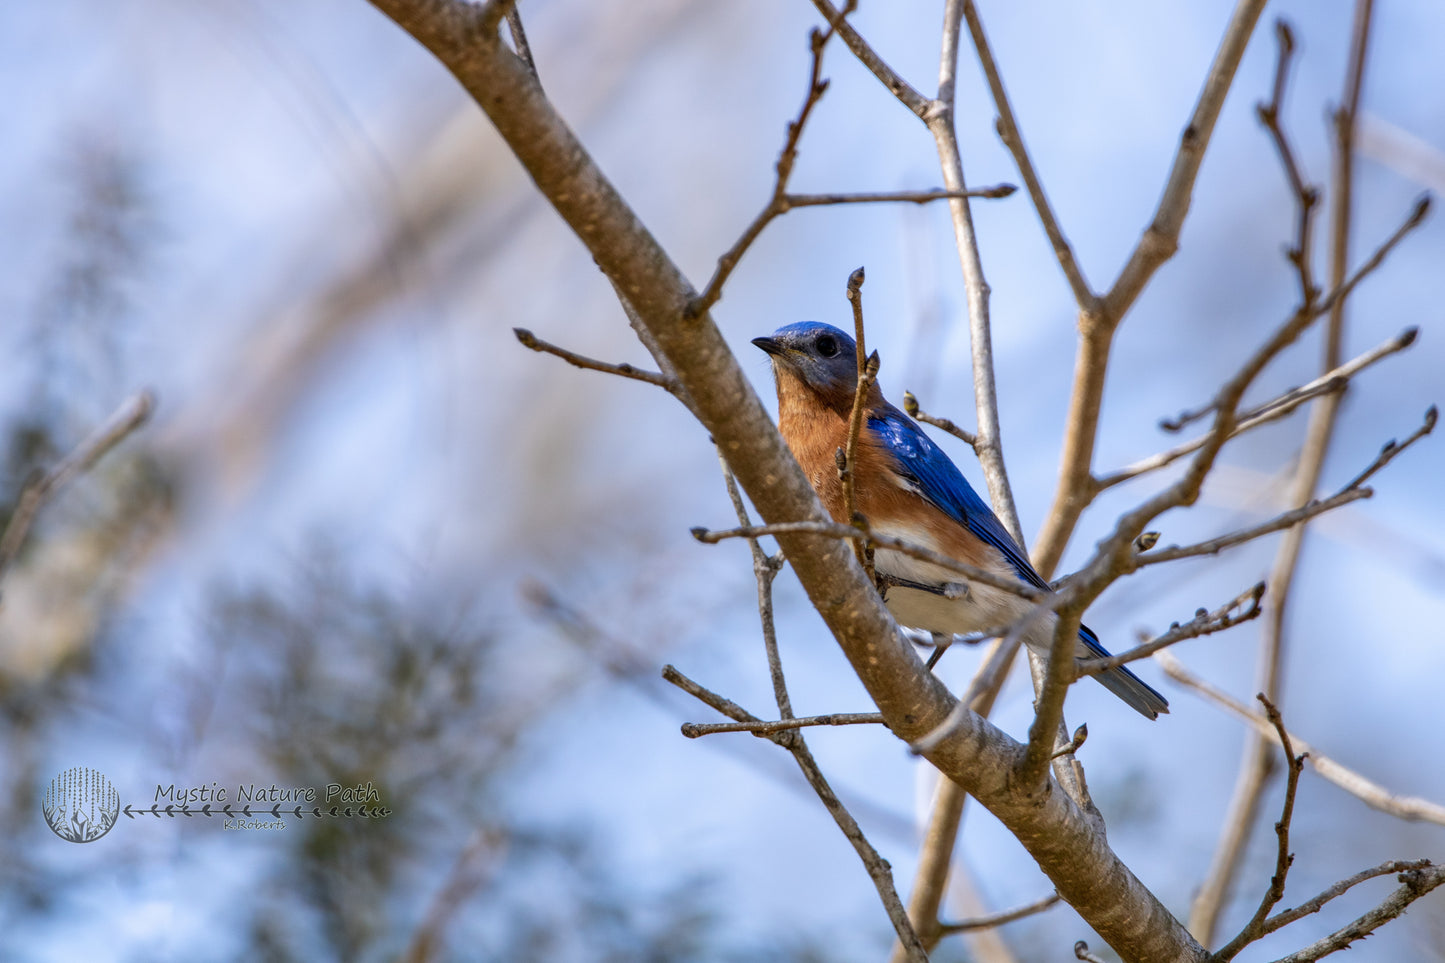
[776,379,999,574]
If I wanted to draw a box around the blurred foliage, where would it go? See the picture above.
[0,128,830,961]
[201,554,825,961]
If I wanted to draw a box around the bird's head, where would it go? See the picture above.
[752,322,863,412]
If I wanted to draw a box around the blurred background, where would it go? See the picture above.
[2,1,1443,960]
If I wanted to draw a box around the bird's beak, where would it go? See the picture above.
[751,336,785,357]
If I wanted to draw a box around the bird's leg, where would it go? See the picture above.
[874,572,970,601]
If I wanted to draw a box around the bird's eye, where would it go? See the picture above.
[815,335,839,358]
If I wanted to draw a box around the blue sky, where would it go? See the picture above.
[4,1,1445,959]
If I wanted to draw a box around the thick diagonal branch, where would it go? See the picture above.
[1033,0,1269,578]
[367,6,1206,959]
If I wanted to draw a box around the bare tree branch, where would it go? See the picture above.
[1256,19,1319,304]
[661,661,925,958]
[1129,390,1433,573]
[894,631,1027,959]
[1103,0,1270,320]
[708,450,927,959]
[1018,607,1084,787]
[931,0,1023,544]
[503,5,538,84]
[1263,864,1445,963]
[1033,0,1270,578]
[402,828,506,963]
[959,0,1094,308]
[788,184,1015,207]
[513,327,677,392]
[807,0,930,118]
[682,712,883,739]
[1099,327,1418,490]
[1137,489,1372,568]
[356,2,1399,957]
[1023,233,1376,786]
[841,266,878,573]
[1078,582,1265,675]
[1264,859,1433,937]
[1156,652,1445,825]
[1192,6,1388,937]
[902,391,977,449]
[715,452,795,725]
[0,389,154,589]
[1212,696,1306,961]
[689,3,855,317]
[1338,405,1437,490]
[938,891,1061,935]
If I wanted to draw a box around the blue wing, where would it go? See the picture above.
[867,405,1049,591]
[870,406,1170,718]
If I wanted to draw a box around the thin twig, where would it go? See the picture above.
[785,185,1015,208]
[513,328,677,391]
[1211,695,1306,961]
[938,892,1061,935]
[1033,0,1270,578]
[930,0,1023,546]
[691,520,1044,601]
[1147,490,1374,568]
[807,0,930,118]
[661,668,926,958]
[663,665,765,733]
[911,606,1052,756]
[1100,327,1418,490]
[1310,194,1429,323]
[0,389,155,588]
[528,585,913,839]
[1104,0,1270,320]
[1190,15,1390,935]
[682,712,884,739]
[1019,608,1084,786]
[1338,404,1437,490]
[1157,652,1445,825]
[1257,19,1320,304]
[716,451,794,725]
[1264,864,1445,963]
[1132,404,1433,570]
[896,629,1029,957]
[1264,859,1433,937]
[902,391,978,449]
[689,3,855,317]
[1078,582,1265,675]
[1074,942,1107,963]
[959,0,1094,308]
[504,5,539,84]
[1021,187,1419,787]
[708,448,925,960]
[841,269,878,573]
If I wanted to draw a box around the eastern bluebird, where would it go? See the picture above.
[753,321,1168,720]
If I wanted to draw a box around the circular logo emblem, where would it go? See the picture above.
[42,767,120,843]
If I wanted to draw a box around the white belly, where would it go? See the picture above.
[871,520,1068,656]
